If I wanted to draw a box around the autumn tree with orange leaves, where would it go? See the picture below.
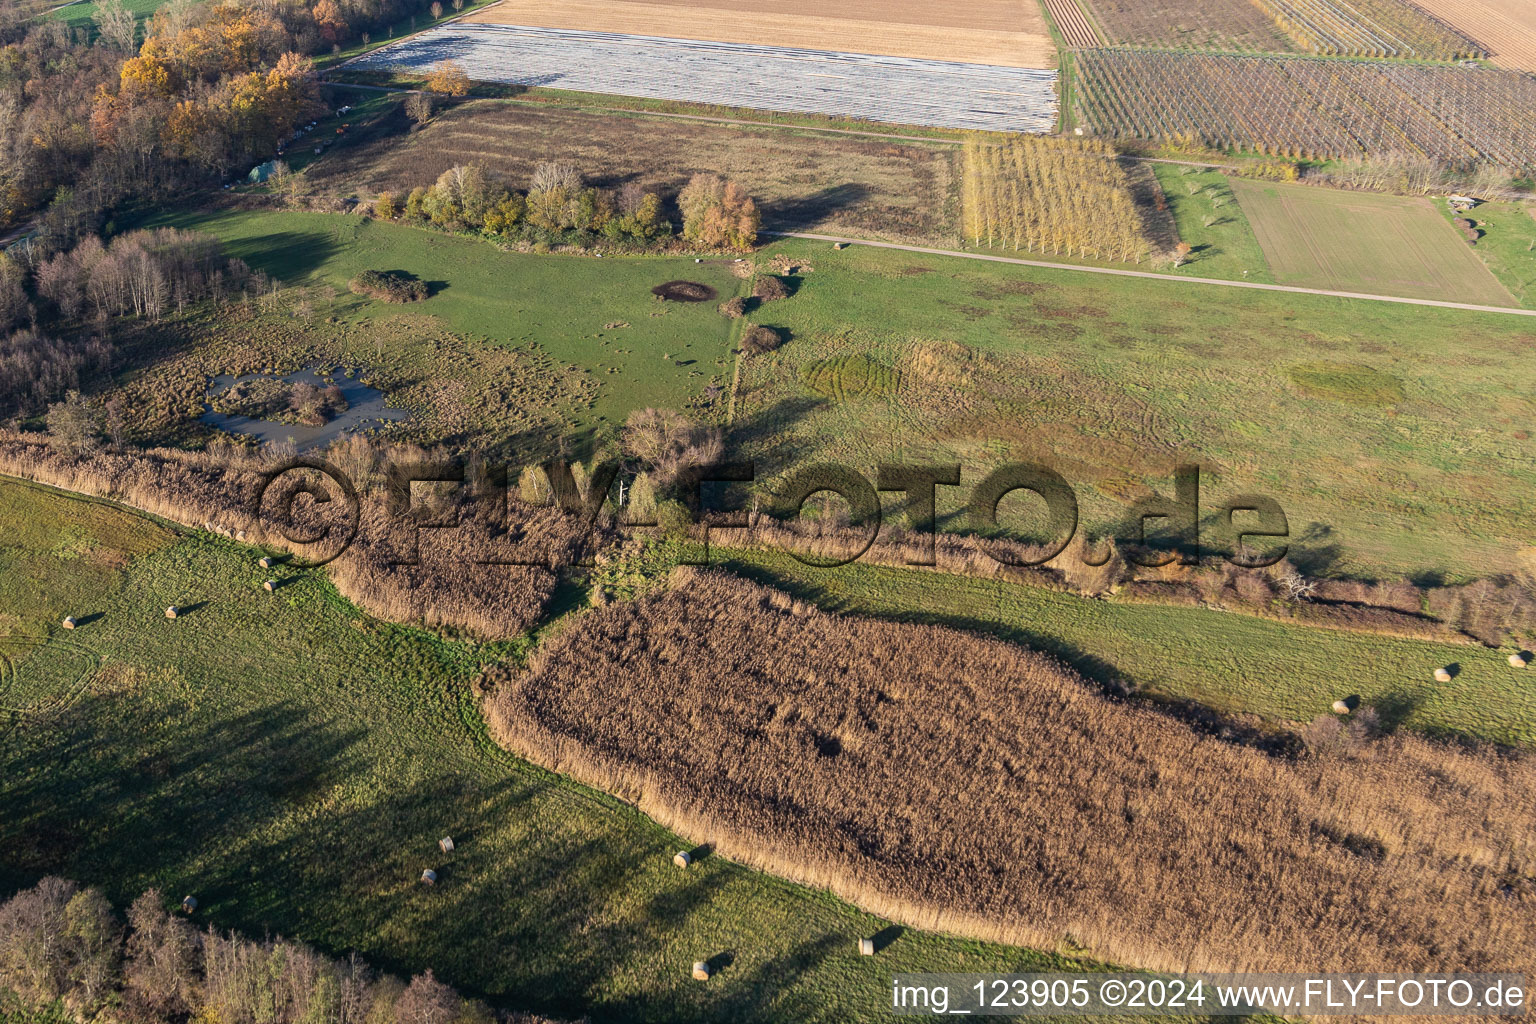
[425,59,469,96]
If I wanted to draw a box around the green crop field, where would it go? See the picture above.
[1229,180,1519,306]
[0,479,1093,1023]
[733,236,1536,583]
[720,550,1536,747]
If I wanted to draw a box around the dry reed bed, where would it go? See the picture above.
[484,568,1536,977]
[0,433,581,638]
[1,429,1527,645]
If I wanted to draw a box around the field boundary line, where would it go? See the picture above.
[764,231,1536,317]
[322,78,971,145]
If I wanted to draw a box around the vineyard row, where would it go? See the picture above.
[1075,49,1536,171]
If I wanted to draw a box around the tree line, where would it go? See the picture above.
[379,162,758,251]
[961,136,1157,263]
[0,876,564,1024]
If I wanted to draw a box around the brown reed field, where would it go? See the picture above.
[485,568,1536,979]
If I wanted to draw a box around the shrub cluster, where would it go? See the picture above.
[392,163,674,251]
[739,325,784,357]
[349,269,429,303]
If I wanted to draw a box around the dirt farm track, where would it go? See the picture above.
[1407,0,1536,71]
[461,0,1056,67]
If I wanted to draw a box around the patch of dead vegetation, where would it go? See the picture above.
[484,568,1536,975]
[304,102,959,246]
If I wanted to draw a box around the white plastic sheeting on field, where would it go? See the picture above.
[353,24,1059,132]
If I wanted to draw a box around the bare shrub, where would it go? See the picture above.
[751,275,790,302]
[619,407,723,487]
[740,324,784,357]
[484,570,1536,978]
[405,92,434,125]
[0,882,550,1024]
[530,160,582,194]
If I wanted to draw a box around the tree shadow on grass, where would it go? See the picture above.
[761,184,872,233]
[0,681,816,1024]
[222,231,345,282]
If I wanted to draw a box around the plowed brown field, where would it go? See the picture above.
[462,0,1055,68]
[1408,0,1536,71]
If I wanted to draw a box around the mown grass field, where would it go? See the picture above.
[1230,179,1519,306]
[733,237,1536,582]
[0,479,1093,1023]
[138,209,744,451]
[721,550,1536,747]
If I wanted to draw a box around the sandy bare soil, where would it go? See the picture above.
[462,0,1055,67]
[1407,0,1536,70]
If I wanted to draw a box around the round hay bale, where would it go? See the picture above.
[692,962,711,981]
[438,836,454,853]
[263,580,276,592]
[1510,653,1530,668]
[1434,667,1452,682]
[61,616,77,630]
[165,606,178,620]
[420,869,437,885]
[859,938,875,956]
[181,896,197,913]
[1331,699,1351,714]
[258,556,274,569]
[673,851,691,869]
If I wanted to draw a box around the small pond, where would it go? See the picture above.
[201,366,410,450]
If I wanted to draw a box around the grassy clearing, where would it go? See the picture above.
[46,0,162,31]
[1440,199,1536,307]
[720,549,1536,746]
[0,479,1092,1023]
[135,209,742,451]
[1150,164,1273,282]
[1230,179,1518,306]
[733,237,1536,582]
